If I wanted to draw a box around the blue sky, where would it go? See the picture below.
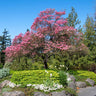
[0,0,95,39]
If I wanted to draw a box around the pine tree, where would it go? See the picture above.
[84,16,95,50]
[84,15,96,65]
[0,29,11,65]
[67,7,81,28]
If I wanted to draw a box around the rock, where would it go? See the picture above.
[67,74,76,83]
[50,90,66,96]
[16,84,21,87]
[2,91,25,96]
[69,75,76,83]
[0,80,10,88]
[6,81,16,88]
[34,92,47,96]
[86,78,95,86]
[76,81,86,88]
[68,81,76,90]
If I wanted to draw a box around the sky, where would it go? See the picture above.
[0,0,95,40]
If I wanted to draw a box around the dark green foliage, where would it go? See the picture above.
[89,63,96,73]
[0,63,3,69]
[48,53,73,71]
[0,29,11,65]
[6,57,44,71]
[82,15,96,71]
[58,71,67,86]
[11,70,59,86]
[67,7,80,28]
[84,16,96,51]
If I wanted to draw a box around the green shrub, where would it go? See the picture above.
[0,63,3,69]
[8,57,45,71]
[3,62,12,69]
[68,70,96,84]
[64,87,77,96]
[0,68,10,79]
[11,70,59,86]
[58,71,67,86]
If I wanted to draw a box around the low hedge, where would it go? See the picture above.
[11,70,60,86]
[68,70,96,84]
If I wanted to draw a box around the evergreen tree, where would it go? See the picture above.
[0,29,11,65]
[0,36,2,64]
[67,7,81,28]
[0,36,3,51]
[84,16,96,50]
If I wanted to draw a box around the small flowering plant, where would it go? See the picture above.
[26,70,63,92]
[43,78,54,88]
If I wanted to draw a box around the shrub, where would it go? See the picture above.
[68,70,96,84]
[0,68,10,79]
[58,71,67,86]
[0,63,3,69]
[7,57,44,71]
[89,63,96,73]
[11,70,59,86]
[4,62,12,69]
[64,87,77,96]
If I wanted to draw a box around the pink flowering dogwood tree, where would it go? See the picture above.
[5,9,84,69]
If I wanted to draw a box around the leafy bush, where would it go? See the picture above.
[64,87,77,96]
[0,63,3,69]
[4,62,12,69]
[7,57,44,71]
[89,63,96,73]
[48,54,71,71]
[0,68,10,79]
[11,70,59,86]
[68,70,96,84]
[58,71,67,86]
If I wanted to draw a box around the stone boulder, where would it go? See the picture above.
[0,80,10,88]
[69,75,76,83]
[68,81,76,90]
[76,81,86,88]
[2,91,25,96]
[86,78,95,86]
[34,92,47,96]
[50,90,66,96]
[6,81,16,88]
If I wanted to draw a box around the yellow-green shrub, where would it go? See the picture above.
[11,70,59,86]
[68,70,96,84]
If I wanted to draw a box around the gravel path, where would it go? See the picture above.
[78,86,96,96]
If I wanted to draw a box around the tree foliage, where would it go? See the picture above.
[67,7,80,28]
[5,9,85,69]
[0,29,11,66]
[84,16,96,50]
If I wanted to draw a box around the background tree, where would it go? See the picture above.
[80,15,96,71]
[0,29,11,66]
[0,36,3,65]
[84,16,96,50]
[67,7,81,28]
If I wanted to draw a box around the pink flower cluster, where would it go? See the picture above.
[4,8,84,61]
